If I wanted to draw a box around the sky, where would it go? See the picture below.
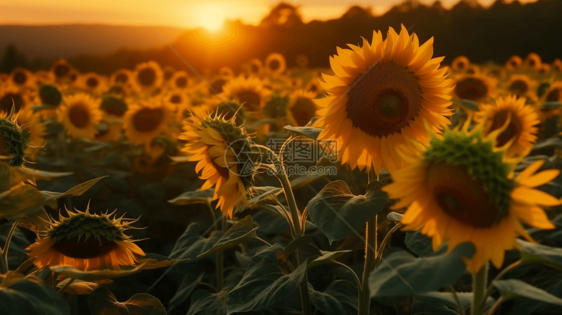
[0,0,536,30]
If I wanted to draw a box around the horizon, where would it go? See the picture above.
[1,0,537,30]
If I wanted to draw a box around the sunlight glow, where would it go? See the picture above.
[198,4,225,31]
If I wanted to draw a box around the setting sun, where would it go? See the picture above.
[198,4,225,31]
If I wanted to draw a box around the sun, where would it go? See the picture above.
[198,5,225,31]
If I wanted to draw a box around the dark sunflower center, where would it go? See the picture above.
[164,70,174,80]
[170,95,182,104]
[269,59,280,71]
[546,88,561,102]
[291,97,316,126]
[488,111,522,147]
[528,59,536,67]
[509,80,528,95]
[454,78,488,101]
[176,76,188,88]
[346,62,421,137]
[54,64,70,78]
[466,68,476,75]
[86,77,99,88]
[308,83,318,93]
[251,64,260,74]
[457,61,466,69]
[115,73,128,84]
[510,61,518,67]
[68,104,91,128]
[53,237,117,259]
[211,79,226,94]
[237,91,261,111]
[13,72,27,84]
[132,108,164,132]
[427,162,501,228]
[0,94,24,113]
[138,68,156,86]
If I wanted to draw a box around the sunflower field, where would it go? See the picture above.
[2,24,562,315]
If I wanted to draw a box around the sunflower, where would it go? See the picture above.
[538,64,551,75]
[248,58,263,77]
[162,66,176,82]
[51,59,73,83]
[123,99,173,146]
[169,71,190,90]
[180,114,254,218]
[220,76,271,112]
[9,68,35,89]
[506,55,522,71]
[12,108,47,159]
[553,59,562,72]
[0,84,30,115]
[265,53,286,75]
[26,205,145,271]
[451,55,470,71]
[305,79,322,96]
[58,93,103,140]
[0,109,30,166]
[384,127,561,274]
[543,81,562,102]
[313,25,453,174]
[132,61,164,93]
[219,66,234,79]
[475,95,539,158]
[506,74,536,99]
[110,68,133,86]
[287,89,317,127]
[453,71,496,103]
[77,72,107,94]
[524,53,542,70]
[163,89,189,118]
[208,77,230,94]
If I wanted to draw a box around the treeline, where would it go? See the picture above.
[2,0,561,74]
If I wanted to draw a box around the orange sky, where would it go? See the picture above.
[1,0,536,30]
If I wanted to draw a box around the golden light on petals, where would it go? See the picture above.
[132,61,164,92]
[451,55,470,71]
[265,53,287,76]
[58,93,103,140]
[123,100,173,146]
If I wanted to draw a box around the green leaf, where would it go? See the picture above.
[40,175,108,201]
[453,99,480,111]
[236,187,283,213]
[188,290,227,315]
[0,184,47,219]
[284,125,322,140]
[226,245,307,314]
[88,287,167,315]
[197,216,260,257]
[0,223,30,257]
[16,207,51,235]
[493,279,562,307]
[168,189,214,205]
[168,274,204,313]
[533,137,562,151]
[415,291,495,313]
[369,243,476,297]
[284,234,319,256]
[542,102,562,110]
[518,239,562,271]
[405,230,445,257]
[170,223,223,260]
[0,274,71,315]
[412,299,458,315]
[307,180,388,244]
[308,250,352,269]
[512,270,562,314]
[309,280,358,315]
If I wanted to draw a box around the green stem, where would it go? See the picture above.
[472,264,488,315]
[358,170,379,315]
[332,260,362,292]
[448,285,466,315]
[486,296,504,315]
[0,218,20,274]
[478,260,521,311]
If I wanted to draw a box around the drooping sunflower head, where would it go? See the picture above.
[6,107,47,160]
[26,204,145,271]
[453,71,497,103]
[169,71,190,90]
[0,85,29,114]
[132,61,164,92]
[525,53,542,70]
[38,84,62,108]
[220,76,271,112]
[123,99,173,146]
[313,25,454,174]
[180,114,256,218]
[506,55,522,71]
[265,53,286,76]
[59,93,103,140]
[475,95,539,158]
[99,95,128,118]
[0,109,30,166]
[451,55,470,71]
[287,89,318,127]
[384,127,561,273]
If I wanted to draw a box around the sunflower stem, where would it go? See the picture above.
[358,170,379,315]
[0,218,20,274]
[486,296,504,315]
[472,264,488,315]
[477,260,522,311]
